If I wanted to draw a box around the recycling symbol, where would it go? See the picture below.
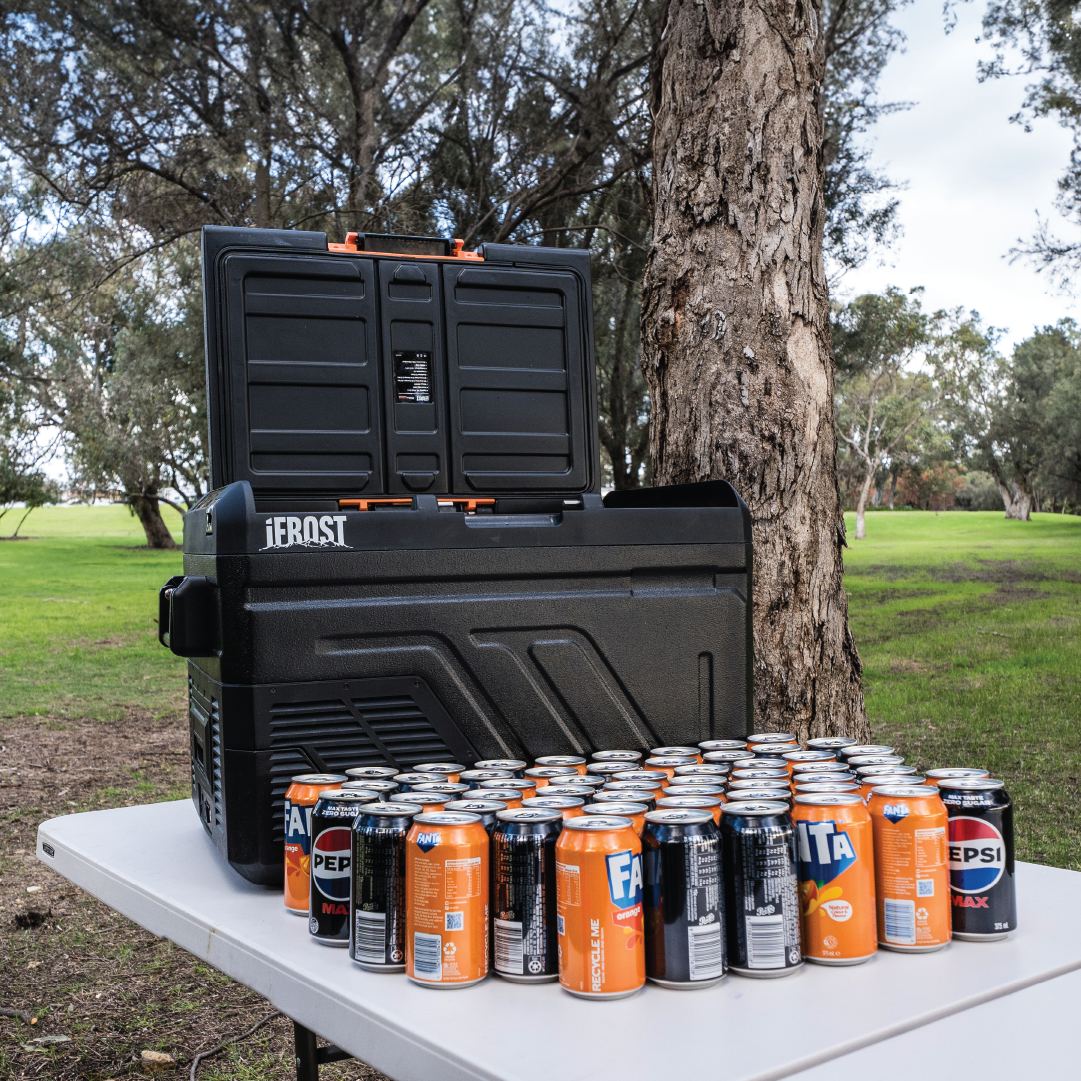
[916,908,929,921]
[309,917,319,934]
[788,947,801,964]
[443,942,457,956]
[528,958,543,974]
[390,948,403,962]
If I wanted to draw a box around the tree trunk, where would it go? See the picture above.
[641,0,867,741]
[855,467,874,540]
[986,454,1030,520]
[888,473,896,510]
[130,494,179,549]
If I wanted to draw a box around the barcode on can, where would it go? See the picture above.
[412,931,442,979]
[883,897,916,945]
[353,910,387,964]
[494,918,524,974]
[687,923,724,980]
[745,914,785,969]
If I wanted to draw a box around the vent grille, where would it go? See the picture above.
[266,690,455,844]
[189,677,222,826]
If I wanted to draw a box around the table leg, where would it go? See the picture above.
[293,1019,355,1080]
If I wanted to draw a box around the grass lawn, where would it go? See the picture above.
[0,505,187,721]
[845,509,1081,871]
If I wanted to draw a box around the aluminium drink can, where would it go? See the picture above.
[675,763,732,779]
[492,807,563,982]
[309,790,376,945]
[406,812,489,987]
[535,755,588,774]
[393,772,444,791]
[444,799,508,833]
[387,791,451,812]
[344,766,399,782]
[642,808,726,988]
[350,802,422,972]
[938,778,1016,940]
[747,732,797,744]
[730,768,788,782]
[720,801,803,978]
[594,788,657,810]
[474,759,527,777]
[612,769,667,785]
[840,745,894,760]
[540,784,595,799]
[795,782,861,794]
[792,794,877,965]
[524,766,580,788]
[782,750,837,775]
[466,787,524,809]
[868,785,951,952]
[561,773,606,789]
[729,778,789,790]
[412,763,466,783]
[478,778,538,800]
[341,779,399,800]
[925,768,991,787]
[644,756,697,779]
[412,782,471,799]
[606,779,663,794]
[749,743,799,756]
[698,739,747,752]
[849,755,904,767]
[805,737,858,752]
[656,795,723,824]
[555,816,645,999]
[703,750,755,766]
[588,761,638,777]
[793,773,855,786]
[591,750,643,764]
[743,756,788,770]
[284,773,348,915]
[664,783,726,799]
[583,801,648,835]
[651,745,703,761]
[523,795,585,821]
[730,788,793,805]
[458,769,515,786]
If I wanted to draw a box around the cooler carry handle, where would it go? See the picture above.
[158,575,216,657]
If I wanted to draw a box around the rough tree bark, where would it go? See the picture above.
[641,0,868,740]
[130,494,179,550]
[986,456,1033,521]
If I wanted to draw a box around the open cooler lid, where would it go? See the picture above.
[201,226,601,508]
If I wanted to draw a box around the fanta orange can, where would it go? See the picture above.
[656,794,723,823]
[466,787,523,809]
[643,756,697,779]
[556,815,645,998]
[782,750,836,776]
[405,811,489,987]
[868,785,951,953]
[524,766,580,788]
[284,774,347,915]
[792,794,877,965]
[535,755,589,774]
[523,795,585,821]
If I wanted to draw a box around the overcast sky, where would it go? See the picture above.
[838,0,1079,350]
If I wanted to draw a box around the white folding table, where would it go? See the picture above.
[37,800,1081,1081]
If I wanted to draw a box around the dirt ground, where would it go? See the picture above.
[0,709,386,1081]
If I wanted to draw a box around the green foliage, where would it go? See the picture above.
[845,509,1081,869]
[956,470,1006,510]
[0,505,186,719]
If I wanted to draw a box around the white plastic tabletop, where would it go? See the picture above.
[37,800,1081,1081]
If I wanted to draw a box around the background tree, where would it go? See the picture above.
[833,288,933,538]
[640,0,870,739]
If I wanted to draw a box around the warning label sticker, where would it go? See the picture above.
[394,351,432,403]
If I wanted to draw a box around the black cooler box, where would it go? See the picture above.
[161,226,753,885]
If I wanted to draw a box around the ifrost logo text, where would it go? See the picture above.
[262,515,350,550]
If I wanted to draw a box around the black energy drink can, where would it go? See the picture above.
[350,803,423,971]
[341,779,399,800]
[491,807,563,982]
[720,801,803,978]
[344,766,399,782]
[309,790,375,946]
[939,778,1016,940]
[642,808,726,988]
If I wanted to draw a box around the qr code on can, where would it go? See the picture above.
[557,915,565,936]
[917,879,934,897]
[445,911,464,931]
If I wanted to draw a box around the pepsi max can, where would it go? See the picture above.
[350,803,423,971]
[938,778,1016,940]
[309,790,372,945]
[720,801,803,978]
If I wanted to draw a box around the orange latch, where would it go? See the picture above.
[338,498,413,511]
[438,498,496,512]
[327,234,484,261]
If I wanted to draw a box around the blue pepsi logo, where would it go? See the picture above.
[312,827,351,901]
[606,850,643,909]
[796,820,857,886]
[949,817,1005,893]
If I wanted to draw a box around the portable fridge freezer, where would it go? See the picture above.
[160,226,753,885]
